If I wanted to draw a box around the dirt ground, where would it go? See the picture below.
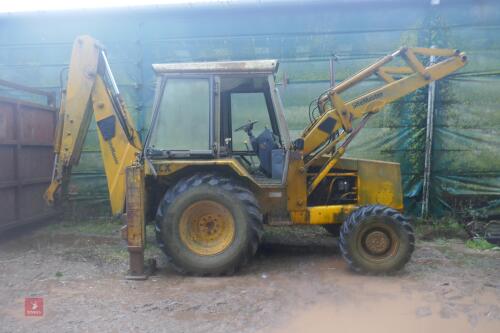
[0,220,499,333]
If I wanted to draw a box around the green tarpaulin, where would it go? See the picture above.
[0,0,498,218]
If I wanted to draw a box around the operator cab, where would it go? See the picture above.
[146,60,290,183]
[220,75,284,179]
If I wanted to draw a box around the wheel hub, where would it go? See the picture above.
[179,200,235,256]
[364,230,391,255]
[197,215,225,241]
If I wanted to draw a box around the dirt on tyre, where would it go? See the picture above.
[155,173,263,276]
[339,205,414,274]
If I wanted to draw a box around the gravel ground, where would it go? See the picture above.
[0,220,499,333]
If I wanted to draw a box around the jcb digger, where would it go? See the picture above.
[45,36,467,278]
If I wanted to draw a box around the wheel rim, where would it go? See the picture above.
[179,200,235,256]
[357,220,400,261]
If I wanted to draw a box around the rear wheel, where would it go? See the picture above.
[339,205,414,274]
[155,173,263,276]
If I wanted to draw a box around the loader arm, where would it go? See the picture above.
[299,47,467,194]
[44,35,142,215]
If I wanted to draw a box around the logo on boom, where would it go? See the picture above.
[352,92,383,108]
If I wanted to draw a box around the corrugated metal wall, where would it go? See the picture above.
[0,83,57,231]
[0,0,499,217]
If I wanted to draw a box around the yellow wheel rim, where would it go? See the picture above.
[179,200,235,256]
[357,222,400,261]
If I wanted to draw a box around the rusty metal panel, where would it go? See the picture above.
[0,83,57,233]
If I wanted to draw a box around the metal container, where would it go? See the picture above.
[0,79,57,232]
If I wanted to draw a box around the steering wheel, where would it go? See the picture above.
[234,120,259,133]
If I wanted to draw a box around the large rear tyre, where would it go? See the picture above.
[155,173,263,276]
[339,205,414,274]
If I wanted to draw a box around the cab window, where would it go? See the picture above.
[231,92,272,151]
[149,78,211,152]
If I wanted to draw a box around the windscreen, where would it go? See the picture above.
[149,78,210,151]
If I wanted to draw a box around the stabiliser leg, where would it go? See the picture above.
[123,165,156,280]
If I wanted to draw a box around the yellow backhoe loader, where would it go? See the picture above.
[45,35,467,278]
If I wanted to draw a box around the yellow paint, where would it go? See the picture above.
[300,47,467,156]
[92,77,141,214]
[152,159,252,179]
[286,157,307,212]
[179,200,236,256]
[330,92,353,132]
[307,147,344,194]
[356,159,403,210]
[376,181,395,206]
[44,36,100,206]
[46,37,463,243]
[125,165,145,248]
[45,35,141,215]
[41,35,472,278]
[285,47,465,225]
[308,205,357,224]
[289,210,308,224]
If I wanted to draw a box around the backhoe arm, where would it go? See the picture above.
[44,36,142,215]
[299,47,467,194]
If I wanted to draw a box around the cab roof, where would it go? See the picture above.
[152,59,278,75]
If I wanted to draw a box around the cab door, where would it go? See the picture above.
[147,76,215,157]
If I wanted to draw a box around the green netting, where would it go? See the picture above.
[0,0,498,218]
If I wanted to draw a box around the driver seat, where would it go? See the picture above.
[250,128,283,178]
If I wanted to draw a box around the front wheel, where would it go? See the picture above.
[155,173,263,276]
[339,205,414,274]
